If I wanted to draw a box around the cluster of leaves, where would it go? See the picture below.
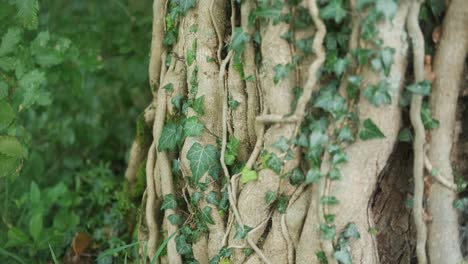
[1,0,155,262]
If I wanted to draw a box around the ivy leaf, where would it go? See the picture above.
[320,224,336,240]
[336,126,354,142]
[421,103,440,129]
[328,167,342,180]
[225,136,240,165]
[265,153,283,174]
[241,167,258,184]
[265,190,277,204]
[192,96,205,115]
[179,0,196,15]
[158,122,183,151]
[206,191,219,206]
[168,214,185,226]
[273,136,289,152]
[406,80,431,95]
[333,58,348,77]
[175,235,193,255]
[0,136,25,158]
[343,222,361,239]
[357,0,374,10]
[162,83,174,92]
[234,224,253,239]
[376,0,398,20]
[320,0,347,23]
[273,64,291,84]
[289,168,305,185]
[398,128,412,142]
[0,27,22,56]
[190,191,203,205]
[15,0,39,30]
[321,196,340,205]
[359,119,385,140]
[187,143,219,184]
[305,167,322,185]
[333,247,352,264]
[187,48,196,66]
[231,27,250,56]
[200,206,215,225]
[183,117,204,137]
[314,89,347,117]
[363,81,392,106]
[379,47,395,76]
[0,101,15,130]
[276,195,289,214]
[161,194,178,210]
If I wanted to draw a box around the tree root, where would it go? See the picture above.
[407,1,428,263]
[426,0,468,262]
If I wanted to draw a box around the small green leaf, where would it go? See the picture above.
[363,81,392,106]
[200,206,215,225]
[407,80,431,95]
[398,128,412,142]
[273,64,291,84]
[231,27,250,56]
[369,227,378,235]
[206,191,219,206]
[453,198,468,210]
[241,167,258,184]
[175,235,193,255]
[333,247,352,264]
[162,83,174,92]
[316,251,328,264]
[168,214,184,226]
[328,167,342,180]
[234,224,253,239]
[179,0,196,14]
[187,48,196,66]
[276,195,289,214]
[265,153,283,174]
[29,212,43,242]
[320,0,347,23]
[376,0,398,19]
[183,117,204,137]
[0,27,22,56]
[273,136,289,152]
[325,214,336,224]
[321,196,340,205]
[421,103,440,129]
[6,227,29,247]
[379,47,395,76]
[191,191,203,205]
[359,119,385,140]
[265,190,277,204]
[158,122,183,151]
[336,126,354,142]
[0,136,25,158]
[192,96,205,115]
[161,194,177,210]
[343,222,360,239]
[305,167,322,185]
[0,101,15,130]
[320,224,336,240]
[187,143,219,184]
[289,168,305,185]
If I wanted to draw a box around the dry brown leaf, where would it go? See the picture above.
[71,232,92,256]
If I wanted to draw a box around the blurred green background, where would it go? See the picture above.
[0,0,153,262]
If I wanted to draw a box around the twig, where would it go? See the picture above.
[423,154,457,191]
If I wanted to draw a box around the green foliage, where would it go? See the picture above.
[224,136,240,166]
[241,167,257,184]
[320,0,347,24]
[161,194,178,210]
[359,119,385,140]
[407,80,432,95]
[363,81,392,106]
[187,143,220,184]
[159,122,184,151]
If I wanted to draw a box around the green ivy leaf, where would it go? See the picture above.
[190,191,203,205]
[333,247,352,264]
[320,0,347,23]
[179,0,196,15]
[379,47,395,76]
[407,80,431,95]
[320,223,336,240]
[333,58,348,77]
[321,196,340,205]
[187,143,219,184]
[359,119,385,140]
[265,190,277,204]
[206,191,219,206]
[273,64,291,84]
[231,27,250,56]
[175,234,193,255]
[398,128,412,142]
[161,194,177,210]
[265,153,283,174]
[241,167,258,184]
[305,167,322,185]
[376,0,398,20]
[325,214,336,224]
[200,206,215,225]
[234,224,253,239]
[225,136,240,165]
[363,81,392,106]
[162,83,174,92]
[0,27,22,56]
[192,96,205,115]
[343,222,361,239]
[187,48,196,66]
[314,89,347,117]
[158,122,183,151]
[276,195,289,214]
[289,168,305,185]
[168,214,184,226]
[328,167,342,180]
[183,117,204,137]
[336,126,354,142]
[0,136,25,158]
[273,136,289,152]
[421,103,440,129]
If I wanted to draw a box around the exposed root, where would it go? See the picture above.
[145,142,159,260]
[148,0,166,89]
[427,0,468,262]
[407,1,427,263]
[423,153,457,191]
